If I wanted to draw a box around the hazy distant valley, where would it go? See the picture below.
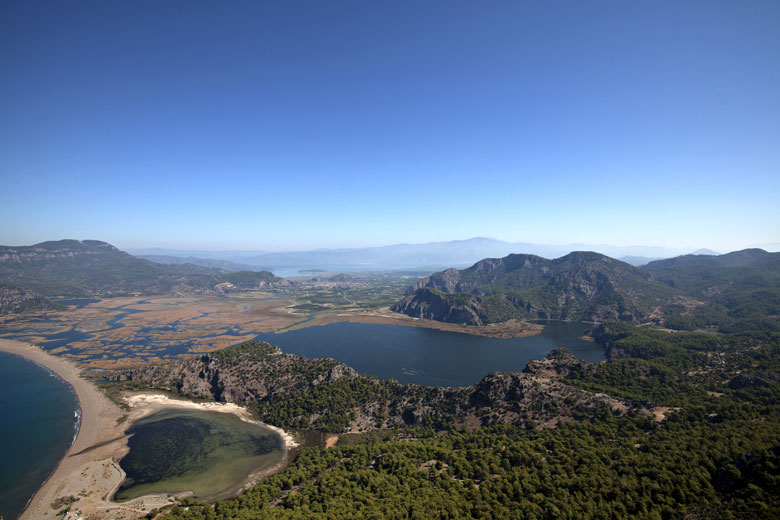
[129,237,717,270]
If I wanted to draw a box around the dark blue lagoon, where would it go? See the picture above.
[0,353,79,520]
[254,321,603,387]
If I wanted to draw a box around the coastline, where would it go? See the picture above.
[0,340,296,520]
[0,339,143,519]
[123,393,299,449]
[0,349,80,520]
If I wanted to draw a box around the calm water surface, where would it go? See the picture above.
[254,321,603,387]
[0,353,79,520]
[116,409,284,501]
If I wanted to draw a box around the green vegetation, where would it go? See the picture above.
[0,240,220,297]
[46,247,777,518]
[339,273,420,310]
[209,341,280,362]
[643,249,780,296]
[255,377,390,432]
[159,415,779,519]
[290,304,331,313]
[0,240,287,300]
[664,288,780,333]
[152,320,780,519]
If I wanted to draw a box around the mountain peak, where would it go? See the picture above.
[556,251,613,264]
[394,250,670,325]
[30,239,118,251]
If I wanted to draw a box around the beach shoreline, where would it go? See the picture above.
[0,339,296,520]
[123,393,299,449]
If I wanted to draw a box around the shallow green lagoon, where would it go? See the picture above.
[115,409,284,501]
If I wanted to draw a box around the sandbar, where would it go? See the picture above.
[309,310,545,338]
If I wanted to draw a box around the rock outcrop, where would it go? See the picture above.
[392,288,484,325]
[102,341,633,433]
[523,348,594,379]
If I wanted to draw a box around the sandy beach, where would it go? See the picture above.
[124,393,299,450]
[0,339,296,520]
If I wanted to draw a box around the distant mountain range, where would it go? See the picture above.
[0,240,290,312]
[128,247,269,259]
[129,238,715,270]
[135,254,267,272]
[393,249,780,328]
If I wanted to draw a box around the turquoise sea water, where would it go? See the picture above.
[0,352,79,520]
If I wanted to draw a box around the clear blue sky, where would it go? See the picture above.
[1,1,778,251]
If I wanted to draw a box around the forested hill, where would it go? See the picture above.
[145,323,780,519]
[643,249,780,332]
[392,251,674,325]
[392,249,780,331]
[643,248,780,294]
[0,239,291,305]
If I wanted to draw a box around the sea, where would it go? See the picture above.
[0,352,79,520]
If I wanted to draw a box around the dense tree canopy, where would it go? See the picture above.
[155,321,780,519]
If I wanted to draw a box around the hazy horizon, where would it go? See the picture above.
[4,235,780,258]
[2,2,778,253]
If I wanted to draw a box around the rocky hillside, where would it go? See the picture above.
[393,252,674,325]
[0,239,291,303]
[0,284,61,314]
[102,341,630,433]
